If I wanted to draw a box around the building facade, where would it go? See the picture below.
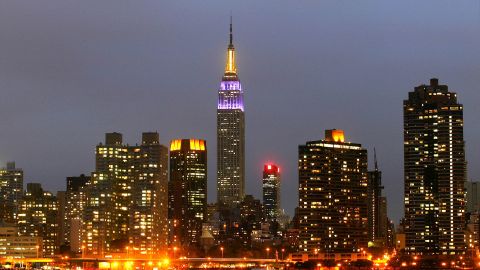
[403,78,466,254]
[367,151,388,246]
[298,129,368,253]
[466,181,480,213]
[83,132,168,256]
[262,164,281,221]
[64,174,90,253]
[217,19,245,207]
[0,224,42,258]
[169,139,207,247]
[0,162,23,223]
[17,183,57,257]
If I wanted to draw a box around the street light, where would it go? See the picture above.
[173,246,178,259]
[81,245,85,259]
[35,245,40,258]
[266,247,270,259]
[281,248,285,261]
[220,246,224,258]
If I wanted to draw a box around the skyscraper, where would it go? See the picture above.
[298,129,368,253]
[403,78,466,255]
[0,162,23,223]
[367,150,388,246]
[217,18,245,207]
[263,163,281,221]
[169,139,207,246]
[84,132,168,256]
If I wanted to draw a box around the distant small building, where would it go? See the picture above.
[0,223,42,258]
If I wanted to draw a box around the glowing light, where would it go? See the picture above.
[189,139,206,151]
[170,140,182,151]
[225,48,236,74]
[325,129,345,143]
[268,165,272,170]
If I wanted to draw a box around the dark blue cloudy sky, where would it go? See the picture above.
[1,0,480,223]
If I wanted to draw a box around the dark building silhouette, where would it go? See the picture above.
[403,78,466,254]
[367,150,388,247]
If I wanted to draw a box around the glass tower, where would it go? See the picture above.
[217,19,245,207]
[263,164,281,221]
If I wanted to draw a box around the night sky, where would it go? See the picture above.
[1,0,480,224]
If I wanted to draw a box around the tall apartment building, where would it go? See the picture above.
[298,129,368,253]
[217,19,245,207]
[64,174,89,253]
[18,183,58,257]
[83,132,168,256]
[262,164,281,221]
[169,139,207,246]
[0,162,23,223]
[403,78,466,255]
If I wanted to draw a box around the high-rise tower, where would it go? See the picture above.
[403,78,466,255]
[217,18,245,207]
[263,164,281,221]
[298,129,369,253]
[169,139,207,246]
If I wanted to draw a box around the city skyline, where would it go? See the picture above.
[1,1,480,224]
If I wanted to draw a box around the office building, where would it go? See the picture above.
[403,78,466,254]
[217,19,245,207]
[298,129,368,253]
[262,164,281,221]
[169,139,207,246]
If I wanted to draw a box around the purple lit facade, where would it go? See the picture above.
[218,80,244,111]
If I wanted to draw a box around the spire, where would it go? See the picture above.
[374,147,379,171]
[229,15,233,46]
[224,16,236,75]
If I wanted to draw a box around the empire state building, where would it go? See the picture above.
[217,19,245,207]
